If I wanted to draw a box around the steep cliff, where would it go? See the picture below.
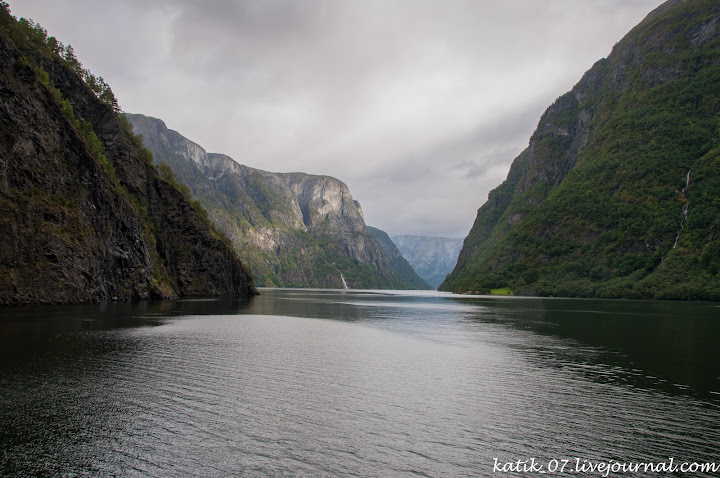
[126,114,420,289]
[391,235,464,289]
[366,227,432,289]
[442,0,720,300]
[0,9,255,304]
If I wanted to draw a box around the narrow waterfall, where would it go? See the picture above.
[340,273,349,290]
[681,170,691,195]
[660,170,691,263]
[671,204,689,250]
[672,170,691,250]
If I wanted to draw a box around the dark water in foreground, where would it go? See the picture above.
[1,289,719,477]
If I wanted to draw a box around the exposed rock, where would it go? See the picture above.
[0,25,255,304]
[126,114,420,289]
[367,227,431,290]
[391,235,464,289]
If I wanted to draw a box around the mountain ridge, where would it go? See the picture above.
[0,9,256,304]
[391,235,464,289]
[127,113,427,289]
[442,0,720,300]
[367,227,432,290]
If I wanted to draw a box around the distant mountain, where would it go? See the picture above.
[127,114,423,289]
[367,227,432,289]
[442,0,720,300]
[0,9,255,304]
[391,235,463,289]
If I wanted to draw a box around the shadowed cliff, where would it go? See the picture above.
[0,8,256,304]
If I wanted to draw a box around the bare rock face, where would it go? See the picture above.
[391,235,463,289]
[126,114,423,289]
[368,228,432,290]
[0,29,255,304]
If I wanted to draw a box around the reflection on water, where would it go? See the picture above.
[0,289,719,476]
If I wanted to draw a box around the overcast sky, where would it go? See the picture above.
[11,0,662,237]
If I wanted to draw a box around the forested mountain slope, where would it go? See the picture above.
[367,227,432,290]
[391,235,463,289]
[442,0,720,300]
[127,114,424,289]
[0,7,255,304]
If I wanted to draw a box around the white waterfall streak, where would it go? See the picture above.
[672,170,691,251]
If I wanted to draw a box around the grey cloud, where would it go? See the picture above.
[11,0,664,237]
[371,95,548,184]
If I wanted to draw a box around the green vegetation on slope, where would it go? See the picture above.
[442,0,720,300]
[0,4,119,112]
[126,114,421,289]
[366,227,432,290]
[0,3,255,302]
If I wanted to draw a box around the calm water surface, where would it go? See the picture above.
[1,289,719,476]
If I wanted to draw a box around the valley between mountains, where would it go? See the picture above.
[1,0,719,303]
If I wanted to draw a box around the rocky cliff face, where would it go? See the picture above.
[0,14,255,304]
[126,113,420,289]
[391,235,464,289]
[367,227,431,290]
[442,0,720,300]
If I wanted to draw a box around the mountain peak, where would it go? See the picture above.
[441,0,720,300]
[127,114,429,289]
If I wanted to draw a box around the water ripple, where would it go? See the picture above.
[1,292,719,476]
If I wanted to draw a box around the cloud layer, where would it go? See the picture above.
[11,0,662,237]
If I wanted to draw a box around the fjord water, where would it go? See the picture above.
[1,290,718,477]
